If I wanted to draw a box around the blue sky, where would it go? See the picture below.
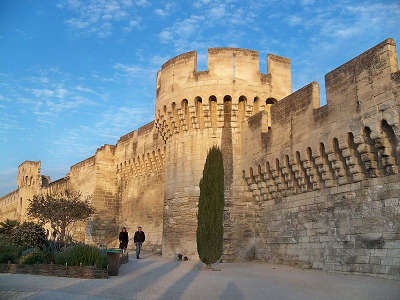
[1,0,399,195]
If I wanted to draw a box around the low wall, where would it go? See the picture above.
[0,263,108,279]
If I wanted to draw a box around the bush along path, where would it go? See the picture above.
[0,219,108,279]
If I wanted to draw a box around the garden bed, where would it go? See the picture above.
[0,263,108,279]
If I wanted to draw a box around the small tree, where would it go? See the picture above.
[197,146,224,266]
[0,219,20,235]
[12,221,47,249]
[27,190,95,243]
[0,219,47,250]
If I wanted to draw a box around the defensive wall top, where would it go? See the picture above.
[268,38,399,128]
[156,47,292,108]
[159,47,288,75]
[243,37,400,166]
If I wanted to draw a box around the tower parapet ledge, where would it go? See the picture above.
[155,47,291,141]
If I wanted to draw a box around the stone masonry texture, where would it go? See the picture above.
[1,39,400,279]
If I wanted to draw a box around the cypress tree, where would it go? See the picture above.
[197,145,224,266]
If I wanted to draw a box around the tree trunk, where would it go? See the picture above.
[61,225,66,249]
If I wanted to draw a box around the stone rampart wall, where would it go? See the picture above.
[115,121,165,251]
[241,38,400,279]
[0,123,165,250]
[0,190,19,221]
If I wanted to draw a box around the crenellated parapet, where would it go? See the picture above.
[154,48,291,142]
[243,38,400,203]
[0,190,20,221]
[114,121,165,180]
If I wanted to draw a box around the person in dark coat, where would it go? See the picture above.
[133,226,145,259]
[119,227,129,253]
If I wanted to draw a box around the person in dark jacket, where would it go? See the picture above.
[133,226,145,259]
[119,227,129,253]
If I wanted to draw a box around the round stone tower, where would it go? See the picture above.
[155,48,292,260]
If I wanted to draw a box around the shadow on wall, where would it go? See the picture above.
[87,216,120,247]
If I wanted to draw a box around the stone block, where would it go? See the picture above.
[384,241,400,249]
[388,249,400,258]
[369,256,381,265]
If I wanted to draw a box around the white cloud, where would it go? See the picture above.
[113,63,156,83]
[56,88,68,99]
[301,0,315,5]
[114,63,144,75]
[35,95,94,115]
[154,8,167,16]
[53,104,154,152]
[159,15,205,45]
[60,0,143,37]
[158,29,173,42]
[95,105,153,139]
[31,88,67,99]
[155,1,262,52]
[75,86,97,94]
[154,2,174,16]
[193,0,211,8]
[136,0,149,7]
[124,18,141,32]
[150,55,169,66]
[0,169,18,195]
[91,72,116,82]
[32,88,54,97]
[0,68,106,127]
[209,4,226,18]
[291,2,400,40]
[65,19,90,29]
[287,15,301,26]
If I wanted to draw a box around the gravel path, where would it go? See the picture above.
[0,253,399,300]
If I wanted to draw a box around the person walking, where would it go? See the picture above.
[119,227,129,253]
[133,226,145,259]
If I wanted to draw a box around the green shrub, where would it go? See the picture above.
[0,236,23,263]
[197,146,224,266]
[0,219,20,235]
[12,222,47,250]
[19,250,48,265]
[55,244,107,269]
[95,253,108,269]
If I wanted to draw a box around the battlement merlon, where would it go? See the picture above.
[155,48,292,111]
[325,38,399,116]
[114,121,164,168]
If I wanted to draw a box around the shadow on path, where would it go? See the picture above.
[219,281,244,300]
[93,260,180,297]
[158,263,202,299]
[55,258,156,295]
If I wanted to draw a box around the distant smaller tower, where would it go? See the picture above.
[16,161,43,219]
[17,161,42,189]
